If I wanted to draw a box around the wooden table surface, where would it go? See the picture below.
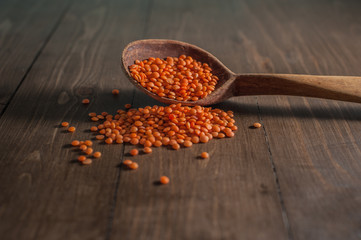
[1,0,361,239]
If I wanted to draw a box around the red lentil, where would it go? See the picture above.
[129,55,219,101]
[84,140,93,146]
[71,140,80,147]
[61,122,69,127]
[78,155,86,162]
[125,104,132,109]
[130,138,139,145]
[253,122,262,128]
[79,144,87,151]
[112,89,119,95]
[160,176,170,184]
[90,126,98,132]
[68,126,76,132]
[201,152,209,159]
[93,152,102,158]
[129,162,139,170]
[123,159,132,166]
[84,147,93,155]
[87,104,236,151]
[144,147,152,153]
[200,135,209,143]
[82,158,92,165]
[130,149,139,156]
[172,143,180,150]
[96,135,105,140]
[153,140,162,147]
[82,99,90,104]
[183,140,192,147]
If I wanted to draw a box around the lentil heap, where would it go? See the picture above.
[90,103,237,149]
[129,55,219,101]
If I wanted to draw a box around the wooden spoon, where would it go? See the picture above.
[122,39,361,106]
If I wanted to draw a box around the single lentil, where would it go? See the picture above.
[201,152,209,159]
[84,147,93,155]
[79,144,87,151]
[82,99,90,104]
[84,140,93,146]
[130,149,139,156]
[93,152,102,158]
[105,138,113,144]
[71,140,80,146]
[78,155,86,162]
[68,126,76,132]
[123,159,132,165]
[90,126,98,132]
[112,89,120,95]
[253,122,262,128]
[143,147,152,153]
[61,122,69,127]
[160,176,170,184]
[82,158,92,165]
[129,162,139,170]
[172,143,180,150]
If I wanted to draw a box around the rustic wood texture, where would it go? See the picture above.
[227,0,361,239]
[0,0,361,240]
[111,1,287,239]
[0,0,147,239]
[0,0,70,111]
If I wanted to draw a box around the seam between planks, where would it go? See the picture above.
[105,0,155,239]
[256,97,293,240]
[105,92,136,240]
[0,0,73,118]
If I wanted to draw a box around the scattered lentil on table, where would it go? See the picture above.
[82,158,92,165]
[67,126,76,132]
[129,162,139,170]
[71,140,80,146]
[160,176,170,184]
[143,147,152,153]
[201,152,209,159]
[93,151,102,158]
[89,104,236,150]
[112,89,119,95]
[65,54,240,181]
[130,149,139,156]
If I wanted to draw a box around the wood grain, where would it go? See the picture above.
[229,0,361,239]
[0,0,70,110]
[0,0,147,239]
[0,0,360,239]
[110,0,288,239]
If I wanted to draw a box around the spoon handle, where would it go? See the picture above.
[234,74,361,103]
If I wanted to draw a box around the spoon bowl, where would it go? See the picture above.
[122,39,361,105]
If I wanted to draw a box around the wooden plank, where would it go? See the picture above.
[0,0,71,109]
[228,0,361,239]
[0,0,150,239]
[110,0,288,239]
